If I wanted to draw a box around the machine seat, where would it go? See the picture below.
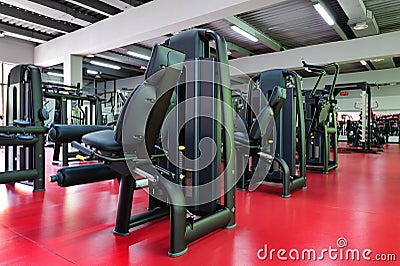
[82,129,122,152]
[234,132,260,147]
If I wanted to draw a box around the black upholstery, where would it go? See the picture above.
[81,130,122,152]
[81,44,185,156]
[48,124,111,143]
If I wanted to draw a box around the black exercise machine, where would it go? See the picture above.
[0,65,48,191]
[302,61,339,174]
[51,29,236,257]
[333,82,383,154]
[235,69,306,198]
[44,83,104,166]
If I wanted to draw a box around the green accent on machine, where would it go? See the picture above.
[302,61,340,174]
[0,65,47,191]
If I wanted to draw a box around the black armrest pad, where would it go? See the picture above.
[48,124,112,143]
[13,120,30,127]
[0,133,14,140]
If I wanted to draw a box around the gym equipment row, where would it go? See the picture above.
[0,65,48,191]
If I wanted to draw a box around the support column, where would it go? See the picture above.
[64,54,82,88]
[62,55,82,165]
[63,54,82,124]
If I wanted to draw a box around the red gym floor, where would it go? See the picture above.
[1,145,400,265]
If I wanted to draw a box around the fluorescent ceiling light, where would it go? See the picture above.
[87,54,95,58]
[47,72,64,77]
[3,32,46,44]
[87,70,98,75]
[90,60,121,70]
[127,51,151,61]
[313,3,334,26]
[360,60,367,66]
[230,26,258,42]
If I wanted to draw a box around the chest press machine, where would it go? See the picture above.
[235,70,306,198]
[302,61,339,174]
[50,29,236,257]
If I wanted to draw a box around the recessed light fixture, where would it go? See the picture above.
[47,72,64,77]
[127,51,151,61]
[89,60,121,70]
[353,22,368,31]
[230,26,258,42]
[314,3,335,26]
[87,70,98,75]
[360,60,367,66]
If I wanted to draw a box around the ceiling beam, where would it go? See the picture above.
[370,58,396,70]
[27,0,99,24]
[82,64,135,78]
[302,68,400,88]
[229,30,400,76]
[224,16,284,51]
[0,0,90,27]
[209,41,253,57]
[34,0,288,67]
[337,0,380,37]
[227,42,253,56]
[0,21,53,41]
[0,2,81,33]
[66,0,121,16]
[96,51,148,67]
[118,0,153,7]
[84,58,142,73]
[96,0,133,10]
[120,44,152,58]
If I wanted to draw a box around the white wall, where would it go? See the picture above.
[0,37,35,64]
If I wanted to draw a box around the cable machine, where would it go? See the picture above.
[50,29,236,257]
[332,82,383,154]
[302,61,339,174]
[235,69,306,198]
[0,65,48,191]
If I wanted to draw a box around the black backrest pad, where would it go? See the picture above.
[114,44,185,156]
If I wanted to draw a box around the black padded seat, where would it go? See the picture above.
[82,129,122,152]
[48,124,112,143]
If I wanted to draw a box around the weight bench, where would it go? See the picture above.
[48,124,112,165]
